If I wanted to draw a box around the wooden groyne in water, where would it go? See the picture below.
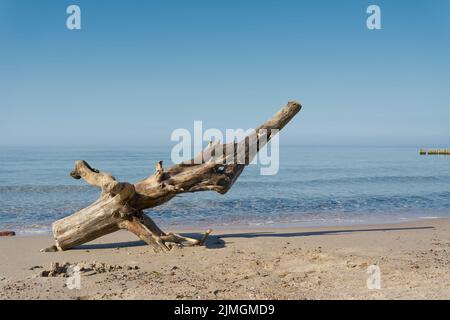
[420,148,450,155]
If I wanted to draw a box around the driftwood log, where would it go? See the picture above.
[44,102,302,252]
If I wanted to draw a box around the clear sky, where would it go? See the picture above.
[1,0,449,147]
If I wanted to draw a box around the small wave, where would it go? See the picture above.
[152,191,450,212]
[417,216,441,220]
[240,175,448,187]
[0,185,94,193]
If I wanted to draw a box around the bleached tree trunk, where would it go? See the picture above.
[46,102,302,252]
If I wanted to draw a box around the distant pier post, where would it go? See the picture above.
[419,148,450,155]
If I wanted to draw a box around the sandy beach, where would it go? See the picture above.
[0,218,449,300]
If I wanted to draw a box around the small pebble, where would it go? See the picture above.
[29,266,43,270]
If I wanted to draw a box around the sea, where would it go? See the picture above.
[1,146,449,235]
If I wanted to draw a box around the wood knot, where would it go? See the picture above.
[70,170,81,179]
[156,160,163,172]
[155,160,165,182]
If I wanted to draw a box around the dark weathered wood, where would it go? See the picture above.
[48,101,302,252]
[0,231,16,237]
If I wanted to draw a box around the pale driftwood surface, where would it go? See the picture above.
[47,102,302,252]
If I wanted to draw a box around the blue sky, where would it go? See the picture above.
[0,0,449,147]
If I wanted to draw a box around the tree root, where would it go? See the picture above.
[119,215,212,252]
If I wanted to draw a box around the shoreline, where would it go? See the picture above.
[6,214,450,238]
[1,217,449,299]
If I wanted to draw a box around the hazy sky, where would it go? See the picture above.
[1,0,449,147]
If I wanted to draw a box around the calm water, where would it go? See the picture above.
[1,146,450,235]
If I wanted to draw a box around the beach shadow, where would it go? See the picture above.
[75,240,146,250]
[74,233,226,250]
[215,226,434,240]
[73,226,433,250]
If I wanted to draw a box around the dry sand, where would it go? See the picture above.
[1,218,449,300]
